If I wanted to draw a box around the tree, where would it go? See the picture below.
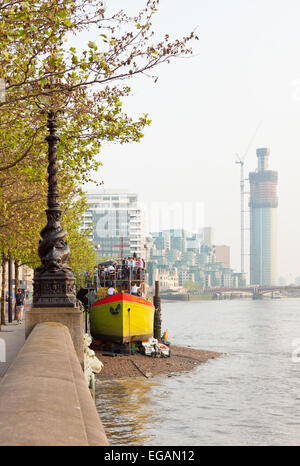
[183,280,202,293]
[0,0,197,179]
[62,194,97,282]
[0,0,197,293]
[0,253,7,326]
[1,176,96,270]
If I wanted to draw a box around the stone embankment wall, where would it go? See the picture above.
[0,322,108,446]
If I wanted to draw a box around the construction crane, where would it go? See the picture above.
[235,121,263,276]
[235,156,246,274]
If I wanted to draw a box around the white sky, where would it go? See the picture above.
[84,0,300,282]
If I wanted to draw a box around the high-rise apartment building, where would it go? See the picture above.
[150,229,187,253]
[249,148,278,285]
[201,227,214,247]
[215,245,230,268]
[80,190,146,258]
[169,229,187,252]
[151,231,171,251]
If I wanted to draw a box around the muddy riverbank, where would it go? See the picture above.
[95,345,221,379]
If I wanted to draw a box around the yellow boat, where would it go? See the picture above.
[90,292,154,343]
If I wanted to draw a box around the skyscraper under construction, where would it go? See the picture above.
[249,148,278,286]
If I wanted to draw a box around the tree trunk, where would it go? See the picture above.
[8,253,13,323]
[1,254,7,327]
[14,260,20,321]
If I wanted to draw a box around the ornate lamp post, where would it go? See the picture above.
[32,90,76,308]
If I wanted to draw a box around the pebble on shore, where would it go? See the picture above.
[95,345,222,380]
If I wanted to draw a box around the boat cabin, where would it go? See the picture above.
[96,258,146,299]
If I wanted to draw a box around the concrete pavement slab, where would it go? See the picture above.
[0,322,25,379]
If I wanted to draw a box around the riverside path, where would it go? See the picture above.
[0,321,25,380]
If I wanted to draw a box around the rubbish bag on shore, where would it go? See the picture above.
[140,337,170,357]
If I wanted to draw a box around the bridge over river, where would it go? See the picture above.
[204,285,300,298]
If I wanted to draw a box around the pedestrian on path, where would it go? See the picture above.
[15,289,25,324]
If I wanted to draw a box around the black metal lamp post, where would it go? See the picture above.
[32,94,76,308]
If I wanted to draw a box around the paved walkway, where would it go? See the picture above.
[0,321,25,380]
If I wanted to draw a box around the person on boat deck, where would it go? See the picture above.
[116,264,122,280]
[99,269,105,286]
[107,264,116,280]
[129,257,136,278]
[107,285,117,296]
[137,257,143,268]
[137,257,143,279]
[130,283,140,296]
[121,258,128,279]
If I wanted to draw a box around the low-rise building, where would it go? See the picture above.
[153,267,179,291]
[178,270,195,287]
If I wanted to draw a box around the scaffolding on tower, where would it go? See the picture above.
[235,121,262,277]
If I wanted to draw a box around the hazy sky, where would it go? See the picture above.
[84,0,300,281]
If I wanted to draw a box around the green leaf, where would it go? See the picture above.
[88,41,97,49]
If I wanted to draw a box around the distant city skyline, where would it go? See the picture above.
[147,227,244,290]
[84,0,300,281]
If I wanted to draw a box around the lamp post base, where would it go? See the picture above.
[32,272,76,308]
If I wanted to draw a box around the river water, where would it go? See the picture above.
[95,298,300,446]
